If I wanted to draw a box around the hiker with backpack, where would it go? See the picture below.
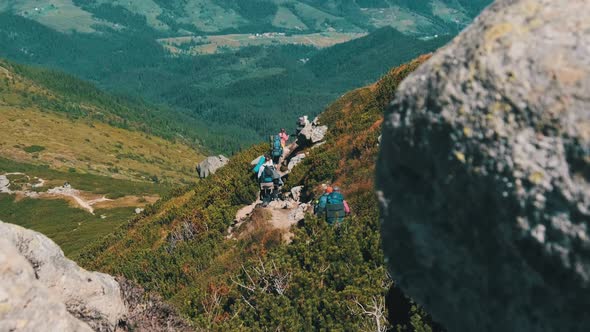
[314,186,333,215]
[258,156,283,207]
[270,134,283,164]
[317,186,350,224]
[279,128,289,148]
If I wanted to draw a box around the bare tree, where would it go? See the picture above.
[348,295,389,332]
[231,257,292,296]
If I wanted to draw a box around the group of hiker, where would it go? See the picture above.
[252,126,350,224]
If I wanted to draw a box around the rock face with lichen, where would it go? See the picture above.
[0,221,127,332]
[377,0,590,331]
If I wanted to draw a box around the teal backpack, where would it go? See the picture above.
[326,192,345,224]
[327,192,344,205]
[261,165,275,183]
[253,156,266,173]
[271,135,283,157]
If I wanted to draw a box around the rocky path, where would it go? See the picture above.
[0,172,154,215]
[46,186,112,214]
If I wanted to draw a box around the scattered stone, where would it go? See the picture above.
[134,208,144,214]
[197,155,229,178]
[267,200,297,210]
[377,1,590,331]
[0,174,12,194]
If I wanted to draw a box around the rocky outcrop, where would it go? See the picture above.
[0,238,94,332]
[197,155,229,178]
[297,117,328,145]
[377,0,590,331]
[290,186,304,202]
[287,153,306,171]
[0,221,127,331]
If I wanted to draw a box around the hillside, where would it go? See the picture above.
[0,0,489,36]
[77,56,439,330]
[0,59,203,182]
[0,59,205,257]
[0,2,488,153]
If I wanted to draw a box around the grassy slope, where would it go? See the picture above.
[0,59,203,256]
[0,195,135,258]
[0,157,171,257]
[0,59,203,183]
[78,56,438,330]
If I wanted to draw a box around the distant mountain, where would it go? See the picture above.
[0,0,490,35]
[0,1,490,153]
[308,26,453,87]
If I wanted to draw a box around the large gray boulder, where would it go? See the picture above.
[287,153,306,171]
[0,221,127,331]
[197,155,229,178]
[377,0,590,331]
[298,117,328,145]
[0,238,93,332]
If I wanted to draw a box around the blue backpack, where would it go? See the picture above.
[253,156,266,173]
[260,165,275,183]
[327,192,344,205]
[272,135,283,157]
[326,192,345,224]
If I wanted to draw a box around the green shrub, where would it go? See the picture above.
[23,145,45,153]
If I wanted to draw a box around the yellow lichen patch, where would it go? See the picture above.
[491,102,512,114]
[528,171,544,185]
[463,127,473,137]
[454,151,466,163]
[0,303,11,314]
[520,0,541,16]
[484,23,514,50]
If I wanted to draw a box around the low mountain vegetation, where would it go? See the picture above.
[78,56,439,330]
[0,156,170,257]
[0,59,203,257]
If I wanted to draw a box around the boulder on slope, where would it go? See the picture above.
[297,117,328,145]
[0,238,93,332]
[197,155,229,178]
[377,0,590,331]
[0,221,127,331]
